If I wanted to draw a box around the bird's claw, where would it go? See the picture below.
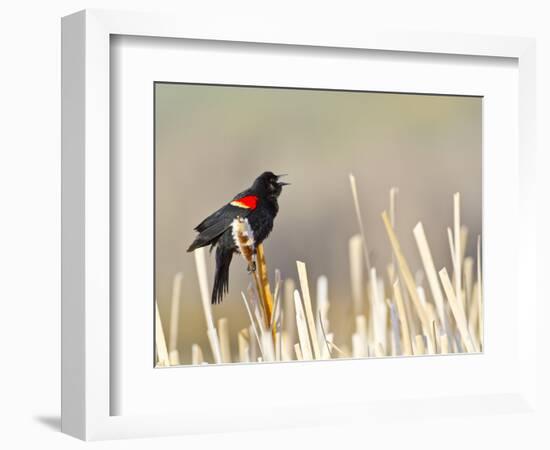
[247,261,257,273]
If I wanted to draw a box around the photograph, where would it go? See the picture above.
[154,82,483,366]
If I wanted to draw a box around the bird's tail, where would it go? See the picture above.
[212,246,233,304]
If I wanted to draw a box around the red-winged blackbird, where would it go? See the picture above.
[187,171,289,304]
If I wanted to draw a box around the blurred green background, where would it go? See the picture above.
[155,83,481,364]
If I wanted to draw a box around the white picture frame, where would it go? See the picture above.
[61,9,537,441]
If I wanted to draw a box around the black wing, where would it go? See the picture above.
[187,196,255,252]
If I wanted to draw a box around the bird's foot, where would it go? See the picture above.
[247,261,257,273]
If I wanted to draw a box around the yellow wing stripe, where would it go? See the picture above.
[230,200,252,209]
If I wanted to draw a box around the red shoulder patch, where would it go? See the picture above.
[230,195,258,209]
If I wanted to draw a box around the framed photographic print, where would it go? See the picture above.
[61,9,538,441]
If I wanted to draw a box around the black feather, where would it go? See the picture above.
[212,244,233,304]
[187,203,252,252]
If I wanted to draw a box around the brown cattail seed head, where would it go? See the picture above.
[232,217,256,268]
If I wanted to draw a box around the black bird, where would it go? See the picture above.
[187,171,289,304]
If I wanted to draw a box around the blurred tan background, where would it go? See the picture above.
[155,83,481,364]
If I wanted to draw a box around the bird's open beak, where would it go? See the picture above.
[277,174,290,186]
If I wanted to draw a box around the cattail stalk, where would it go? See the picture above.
[238,328,250,363]
[349,174,371,271]
[382,211,429,332]
[393,280,412,356]
[256,244,274,331]
[453,193,463,313]
[349,235,364,315]
[194,247,222,363]
[241,291,263,358]
[439,267,477,353]
[294,344,304,360]
[155,300,170,367]
[463,257,474,311]
[191,344,204,365]
[294,289,313,360]
[355,315,368,357]
[316,275,330,347]
[414,335,426,355]
[218,318,232,363]
[283,278,296,353]
[232,216,275,338]
[477,236,483,349]
[370,268,387,355]
[168,272,183,366]
[413,222,447,331]
[297,261,321,359]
